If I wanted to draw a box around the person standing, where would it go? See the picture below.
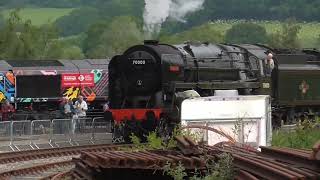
[103,101,113,132]
[59,97,67,119]
[64,99,74,118]
[1,100,14,121]
[72,95,88,133]
[74,95,88,117]
[265,53,275,75]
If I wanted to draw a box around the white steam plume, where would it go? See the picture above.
[169,0,205,23]
[143,0,205,39]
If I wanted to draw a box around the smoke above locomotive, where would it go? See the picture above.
[143,0,205,38]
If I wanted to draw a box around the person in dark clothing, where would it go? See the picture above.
[59,97,67,119]
[64,99,75,118]
[103,102,114,132]
[1,100,14,121]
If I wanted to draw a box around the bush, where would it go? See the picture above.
[268,18,302,48]
[225,22,268,44]
[160,23,224,44]
[272,120,320,149]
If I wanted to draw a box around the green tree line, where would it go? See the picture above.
[2,0,320,20]
[0,9,85,60]
[162,0,320,34]
[0,8,314,60]
[0,9,144,60]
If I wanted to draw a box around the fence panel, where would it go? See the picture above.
[10,121,32,151]
[91,117,113,143]
[0,116,113,151]
[71,117,94,145]
[0,121,13,151]
[30,120,52,149]
[50,119,73,147]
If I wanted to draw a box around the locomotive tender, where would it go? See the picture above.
[108,40,320,142]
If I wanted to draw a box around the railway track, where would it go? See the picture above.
[0,143,136,179]
[67,137,320,180]
[0,160,73,179]
[0,143,131,165]
[0,136,319,179]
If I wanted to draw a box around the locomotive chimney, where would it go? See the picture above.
[144,40,159,45]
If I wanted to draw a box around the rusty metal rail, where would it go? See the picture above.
[0,143,139,178]
[0,143,135,165]
[0,160,73,179]
[0,136,319,180]
[68,138,320,180]
[42,171,71,180]
[259,146,320,171]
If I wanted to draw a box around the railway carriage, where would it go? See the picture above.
[0,59,109,119]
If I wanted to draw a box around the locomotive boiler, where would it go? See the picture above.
[108,40,320,142]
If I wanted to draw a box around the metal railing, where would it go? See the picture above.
[0,116,111,151]
[30,120,51,149]
[10,120,32,151]
[0,121,12,151]
[91,117,112,143]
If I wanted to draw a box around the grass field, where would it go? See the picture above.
[2,8,74,26]
[209,20,320,48]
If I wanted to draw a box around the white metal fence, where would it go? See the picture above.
[0,117,112,151]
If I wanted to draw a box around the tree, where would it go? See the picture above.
[83,21,109,57]
[160,23,224,44]
[61,46,85,59]
[0,9,35,59]
[0,14,4,29]
[84,16,143,58]
[98,0,144,20]
[104,16,144,55]
[314,34,320,50]
[225,22,268,44]
[55,7,103,37]
[0,9,70,60]
[268,18,302,48]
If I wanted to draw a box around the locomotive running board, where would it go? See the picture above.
[168,81,261,90]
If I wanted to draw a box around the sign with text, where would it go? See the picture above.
[61,73,94,87]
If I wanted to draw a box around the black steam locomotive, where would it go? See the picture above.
[108,40,320,142]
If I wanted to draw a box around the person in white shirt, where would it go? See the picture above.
[265,53,275,75]
[72,95,88,133]
[103,102,109,111]
[74,95,88,117]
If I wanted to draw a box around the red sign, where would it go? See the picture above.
[61,73,94,87]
